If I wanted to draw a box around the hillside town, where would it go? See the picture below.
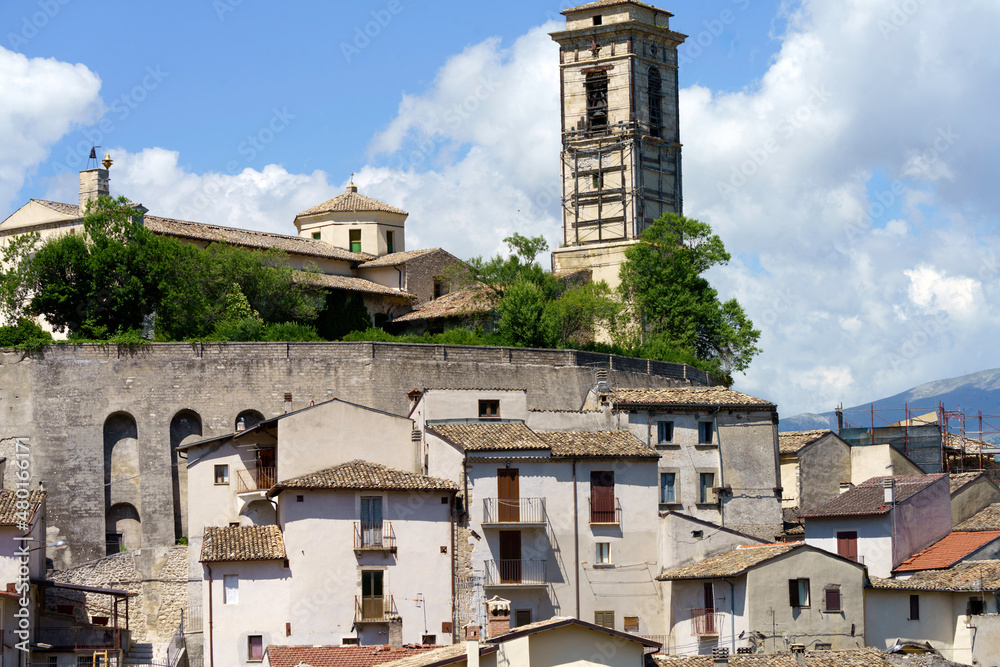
[2,1,998,667]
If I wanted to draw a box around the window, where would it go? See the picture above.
[248,634,264,661]
[585,71,609,132]
[824,587,842,612]
[967,597,985,616]
[433,280,444,299]
[595,611,614,629]
[214,464,229,485]
[699,473,715,504]
[909,594,920,620]
[479,400,500,419]
[349,229,362,253]
[660,472,676,504]
[692,530,704,539]
[360,496,384,547]
[788,579,810,608]
[596,542,610,564]
[593,14,602,26]
[106,532,122,555]
[590,471,616,523]
[422,634,436,644]
[592,173,604,189]
[648,67,663,138]
[698,422,714,444]
[815,643,832,651]
[624,616,639,632]
[296,495,304,503]
[341,637,359,645]
[386,230,395,254]
[312,231,321,240]
[224,575,238,605]
[657,421,674,444]
[514,610,532,627]
[837,531,859,562]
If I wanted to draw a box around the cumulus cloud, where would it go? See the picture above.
[0,46,102,214]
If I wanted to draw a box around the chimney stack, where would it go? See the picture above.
[284,393,293,413]
[466,640,480,667]
[883,478,895,505]
[79,163,110,213]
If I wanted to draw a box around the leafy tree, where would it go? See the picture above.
[495,278,549,347]
[619,213,761,378]
[314,292,372,341]
[0,230,40,323]
[458,234,553,299]
[541,281,620,347]
[0,318,52,349]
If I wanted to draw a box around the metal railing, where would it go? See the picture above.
[354,522,396,552]
[484,559,547,586]
[588,496,621,524]
[236,466,276,493]
[35,625,130,650]
[355,595,397,623]
[483,498,546,525]
[689,608,720,636]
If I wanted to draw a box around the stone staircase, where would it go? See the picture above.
[124,642,162,666]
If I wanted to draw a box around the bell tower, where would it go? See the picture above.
[550,1,686,288]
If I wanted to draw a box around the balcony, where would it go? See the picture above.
[689,608,720,637]
[354,522,397,554]
[355,595,397,623]
[483,498,546,526]
[236,466,276,493]
[484,559,547,587]
[35,625,130,651]
[588,497,621,525]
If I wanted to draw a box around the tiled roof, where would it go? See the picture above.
[955,503,1000,532]
[391,287,494,323]
[800,475,944,519]
[489,616,661,648]
[615,387,774,409]
[379,644,497,667]
[295,271,416,298]
[870,560,1000,592]
[894,531,1000,572]
[265,645,441,667]
[33,199,82,217]
[357,248,441,269]
[949,472,985,493]
[200,525,285,563]
[0,489,45,527]
[536,430,659,459]
[296,186,408,218]
[564,0,666,15]
[657,543,800,580]
[268,460,456,496]
[652,649,894,666]
[779,430,833,455]
[428,422,549,452]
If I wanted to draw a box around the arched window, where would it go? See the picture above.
[648,67,663,138]
[104,413,140,549]
[235,410,265,431]
[106,503,141,555]
[170,410,202,541]
[586,71,609,132]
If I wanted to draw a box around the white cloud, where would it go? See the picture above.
[904,266,982,319]
[0,47,102,214]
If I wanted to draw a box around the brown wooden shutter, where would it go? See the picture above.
[498,469,520,522]
[837,532,858,561]
[825,588,841,612]
[590,471,614,523]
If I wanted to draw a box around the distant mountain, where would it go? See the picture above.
[780,368,1000,434]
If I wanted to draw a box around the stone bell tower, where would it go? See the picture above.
[550,0,686,288]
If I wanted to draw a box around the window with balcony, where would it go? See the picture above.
[691,582,719,636]
[660,472,677,504]
[360,570,386,621]
[248,635,263,662]
[214,464,229,485]
[698,422,714,445]
[590,471,617,523]
[224,575,238,605]
[357,496,395,551]
[657,421,674,445]
[238,448,276,493]
[789,579,810,608]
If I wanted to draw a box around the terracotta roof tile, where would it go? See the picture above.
[200,525,285,563]
[296,187,408,218]
[269,460,456,496]
[870,560,1000,592]
[357,248,442,269]
[536,430,659,459]
[778,430,834,455]
[295,271,416,298]
[894,531,1000,572]
[0,489,45,527]
[265,645,441,667]
[949,472,985,494]
[955,503,1000,532]
[657,543,801,580]
[33,199,82,217]
[428,422,549,452]
[391,287,494,323]
[653,649,893,666]
[800,475,944,519]
[615,388,774,409]
[380,644,497,667]
[564,0,666,15]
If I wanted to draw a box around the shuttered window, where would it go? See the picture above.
[788,579,810,608]
[595,611,614,629]
[824,588,842,612]
[224,575,238,605]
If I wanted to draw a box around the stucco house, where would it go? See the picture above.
[801,474,951,578]
[777,430,851,514]
[657,543,867,656]
[949,472,1000,527]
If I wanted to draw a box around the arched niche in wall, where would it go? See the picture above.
[235,410,265,431]
[240,499,277,527]
[170,410,202,542]
[106,502,141,555]
[104,412,140,521]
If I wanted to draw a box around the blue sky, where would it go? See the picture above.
[3,0,999,418]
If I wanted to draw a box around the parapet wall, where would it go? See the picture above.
[0,342,711,569]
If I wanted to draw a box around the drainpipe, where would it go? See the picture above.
[451,491,456,643]
[723,578,736,654]
[394,265,404,291]
[712,407,725,527]
[206,564,215,667]
[573,458,580,619]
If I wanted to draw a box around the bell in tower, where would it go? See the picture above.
[550,1,687,290]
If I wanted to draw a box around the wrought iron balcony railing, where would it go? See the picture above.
[236,466,276,493]
[484,559,547,587]
[354,595,397,623]
[354,522,397,553]
[483,498,546,525]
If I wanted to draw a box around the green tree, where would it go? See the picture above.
[458,234,552,299]
[619,213,761,378]
[0,230,40,323]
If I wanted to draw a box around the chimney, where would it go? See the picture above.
[466,640,480,667]
[284,393,293,413]
[883,478,895,505]
[712,647,729,665]
[79,165,110,213]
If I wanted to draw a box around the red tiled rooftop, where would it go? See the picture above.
[265,645,442,667]
[894,531,1000,573]
[800,474,944,519]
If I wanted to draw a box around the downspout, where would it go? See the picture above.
[450,491,457,643]
[206,564,215,667]
[394,265,404,291]
[712,407,724,527]
[723,578,736,654]
[573,458,581,619]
